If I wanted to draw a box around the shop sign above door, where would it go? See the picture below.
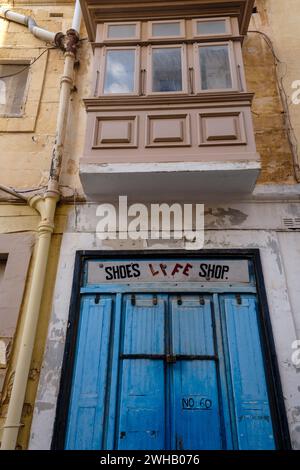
[87,260,250,284]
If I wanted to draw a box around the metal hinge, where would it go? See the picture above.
[236,294,242,305]
[153,295,158,306]
[95,294,100,304]
[131,294,136,306]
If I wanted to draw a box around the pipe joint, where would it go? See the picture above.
[27,16,38,30]
[54,28,80,54]
[1,423,24,430]
[1,7,11,18]
[64,28,80,55]
[38,219,55,234]
[60,74,74,86]
[54,31,66,50]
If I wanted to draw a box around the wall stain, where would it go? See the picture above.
[267,236,283,274]
[35,401,54,413]
[206,208,249,227]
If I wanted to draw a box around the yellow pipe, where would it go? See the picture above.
[0,192,59,449]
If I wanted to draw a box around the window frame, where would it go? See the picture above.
[194,40,238,94]
[0,59,30,118]
[146,44,188,96]
[103,21,141,42]
[148,19,185,40]
[100,45,141,96]
[0,50,48,132]
[192,17,232,38]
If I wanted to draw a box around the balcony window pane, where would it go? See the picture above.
[197,20,227,35]
[0,64,28,115]
[107,24,136,39]
[152,47,182,92]
[152,22,181,37]
[104,49,135,94]
[199,45,232,90]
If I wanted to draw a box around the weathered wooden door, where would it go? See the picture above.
[65,292,275,450]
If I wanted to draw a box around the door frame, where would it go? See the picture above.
[51,249,291,450]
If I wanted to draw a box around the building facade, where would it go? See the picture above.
[0,0,300,450]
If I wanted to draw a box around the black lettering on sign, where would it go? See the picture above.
[132,263,141,278]
[105,266,113,281]
[199,263,230,281]
[104,263,141,281]
[125,265,133,278]
[199,263,208,278]
[112,265,120,278]
[222,265,230,279]
[182,396,212,411]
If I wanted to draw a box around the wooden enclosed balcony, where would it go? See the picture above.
[79,0,259,199]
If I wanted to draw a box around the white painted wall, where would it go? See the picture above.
[278,233,300,339]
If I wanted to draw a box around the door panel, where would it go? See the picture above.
[171,295,215,356]
[170,295,223,450]
[117,295,167,450]
[65,296,113,450]
[123,295,165,355]
[220,294,276,450]
[172,360,223,450]
[117,359,166,450]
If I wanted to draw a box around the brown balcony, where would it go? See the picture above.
[79,0,259,200]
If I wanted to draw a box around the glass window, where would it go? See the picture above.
[104,49,136,94]
[152,22,181,37]
[152,47,183,92]
[0,64,28,115]
[107,24,136,39]
[196,20,227,36]
[199,45,232,90]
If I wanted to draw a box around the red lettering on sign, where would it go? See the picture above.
[160,264,168,276]
[183,263,193,277]
[172,263,183,276]
[149,264,159,276]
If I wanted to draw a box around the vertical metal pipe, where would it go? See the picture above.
[72,0,82,33]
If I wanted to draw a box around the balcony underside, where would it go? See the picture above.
[80,160,261,201]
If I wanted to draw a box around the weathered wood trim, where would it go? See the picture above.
[84,92,255,109]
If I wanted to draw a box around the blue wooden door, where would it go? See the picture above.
[65,291,276,450]
[117,294,167,450]
[65,295,114,450]
[116,294,226,450]
[219,294,276,450]
[169,295,225,450]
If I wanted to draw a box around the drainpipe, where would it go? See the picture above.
[0,2,81,450]
[0,6,65,47]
